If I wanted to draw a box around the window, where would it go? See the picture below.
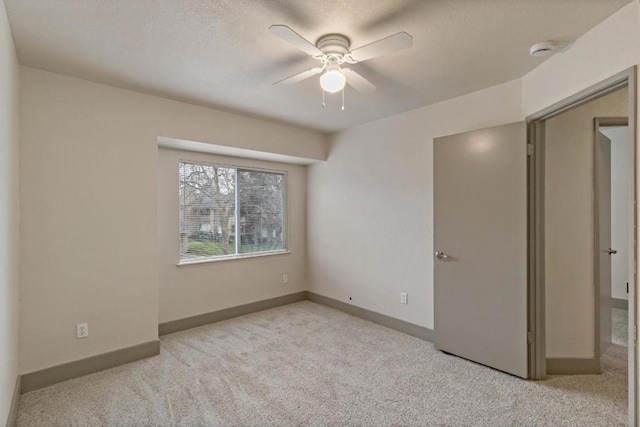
[178,161,286,263]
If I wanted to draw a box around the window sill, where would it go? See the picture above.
[177,250,292,267]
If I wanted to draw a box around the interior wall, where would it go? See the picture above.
[601,126,631,302]
[18,67,326,374]
[157,148,307,323]
[544,88,628,359]
[307,79,523,329]
[0,0,19,421]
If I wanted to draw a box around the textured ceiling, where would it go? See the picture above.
[5,0,631,132]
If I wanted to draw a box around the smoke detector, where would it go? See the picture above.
[530,41,556,57]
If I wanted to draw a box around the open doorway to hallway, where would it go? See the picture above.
[543,88,628,378]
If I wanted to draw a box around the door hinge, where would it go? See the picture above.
[527,144,534,156]
[635,325,637,345]
[527,331,534,344]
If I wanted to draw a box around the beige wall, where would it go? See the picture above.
[544,88,628,358]
[307,79,524,329]
[158,148,307,323]
[0,0,19,421]
[19,67,325,374]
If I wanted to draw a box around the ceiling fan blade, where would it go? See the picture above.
[343,69,376,93]
[269,25,323,57]
[349,32,413,62]
[274,67,324,85]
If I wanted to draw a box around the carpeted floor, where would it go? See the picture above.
[16,301,628,426]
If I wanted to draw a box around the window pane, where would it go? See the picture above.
[179,162,236,261]
[238,170,285,254]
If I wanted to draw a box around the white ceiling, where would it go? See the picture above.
[5,0,630,133]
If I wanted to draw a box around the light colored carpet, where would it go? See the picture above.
[17,301,628,426]
[613,307,628,347]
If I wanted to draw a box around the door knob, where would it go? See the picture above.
[435,251,450,260]
[607,248,618,255]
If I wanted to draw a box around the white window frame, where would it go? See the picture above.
[177,159,289,266]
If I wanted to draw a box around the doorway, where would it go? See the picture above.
[527,68,637,424]
[598,119,630,348]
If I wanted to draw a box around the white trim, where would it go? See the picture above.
[177,250,292,267]
[178,158,289,175]
[234,169,240,256]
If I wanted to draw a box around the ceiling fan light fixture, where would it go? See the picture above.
[320,69,346,93]
[270,25,413,107]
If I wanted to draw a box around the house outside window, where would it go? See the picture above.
[179,161,286,263]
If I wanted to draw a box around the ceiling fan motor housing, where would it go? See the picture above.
[316,34,350,55]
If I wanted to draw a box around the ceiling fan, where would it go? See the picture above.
[269,25,413,109]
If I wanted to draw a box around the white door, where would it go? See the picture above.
[597,131,613,356]
[434,121,529,378]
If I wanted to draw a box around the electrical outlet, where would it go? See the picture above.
[76,323,88,339]
[400,292,408,304]
[282,274,289,284]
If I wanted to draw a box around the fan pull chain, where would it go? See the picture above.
[341,89,345,111]
[322,89,326,107]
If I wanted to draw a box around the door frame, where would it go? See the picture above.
[526,67,637,424]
